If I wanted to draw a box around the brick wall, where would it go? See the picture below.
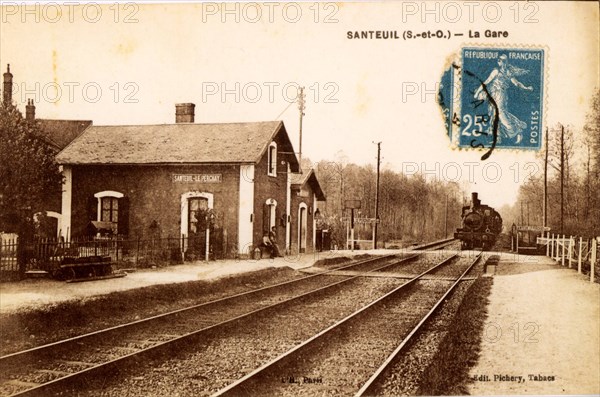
[70,164,240,253]
[252,134,289,250]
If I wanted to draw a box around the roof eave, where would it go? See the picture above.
[255,121,300,172]
[307,172,326,201]
[56,161,253,166]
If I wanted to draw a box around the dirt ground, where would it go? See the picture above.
[468,253,600,395]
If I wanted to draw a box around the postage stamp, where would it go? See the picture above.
[459,47,545,151]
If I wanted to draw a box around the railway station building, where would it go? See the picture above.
[55,103,325,258]
[290,169,326,253]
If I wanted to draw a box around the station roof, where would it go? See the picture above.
[35,119,93,151]
[291,169,326,201]
[56,120,299,171]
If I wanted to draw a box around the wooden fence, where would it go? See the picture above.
[537,233,599,283]
[0,234,223,282]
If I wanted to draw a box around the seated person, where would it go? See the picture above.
[260,232,274,257]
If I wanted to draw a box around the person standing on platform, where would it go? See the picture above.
[269,226,283,257]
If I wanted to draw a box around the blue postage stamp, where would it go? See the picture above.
[459,47,544,151]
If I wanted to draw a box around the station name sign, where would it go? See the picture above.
[172,174,222,183]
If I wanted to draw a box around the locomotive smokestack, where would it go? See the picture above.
[472,192,480,207]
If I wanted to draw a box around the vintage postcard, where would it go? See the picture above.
[0,1,598,396]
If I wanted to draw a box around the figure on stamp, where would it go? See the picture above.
[474,54,533,144]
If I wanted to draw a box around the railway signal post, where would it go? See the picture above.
[345,199,361,251]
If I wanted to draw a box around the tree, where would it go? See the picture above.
[585,90,600,168]
[547,123,575,233]
[583,89,600,236]
[0,102,63,273]
[504,89,600,237]
[313,154,466,247]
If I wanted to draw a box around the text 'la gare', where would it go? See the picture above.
[470,30,509,38]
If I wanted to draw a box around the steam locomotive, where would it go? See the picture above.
[454,192,502,250]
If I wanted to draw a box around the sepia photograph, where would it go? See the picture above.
[0,1,598,396]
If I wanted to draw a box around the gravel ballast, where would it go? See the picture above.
[63,276,406,396]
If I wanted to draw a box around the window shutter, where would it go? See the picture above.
[88,196,98,222]
[118,197,130,236]
[263,203,269,233]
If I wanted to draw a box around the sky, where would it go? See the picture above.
[1,1,598,208]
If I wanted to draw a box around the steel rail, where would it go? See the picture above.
[412,238,459,251]
[1,253,400,366]
[355,251,483,397]
[210,252,460,397]
[4,253,423,397]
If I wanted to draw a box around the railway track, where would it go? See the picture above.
[355,252,481,396]
[412,238,459,251]
[211,252,481,397]
[0,252,431,397]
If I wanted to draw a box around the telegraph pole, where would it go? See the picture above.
[297,87,306,167]
[560,124,564,234]
[444,194,448,237]
[373,141,381,249]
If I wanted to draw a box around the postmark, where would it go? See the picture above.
[437,65,454,141]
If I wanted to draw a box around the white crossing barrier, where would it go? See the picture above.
[538,234,598,283]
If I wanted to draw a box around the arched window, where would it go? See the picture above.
[267,141,277,177]
[34,211,62,239]
[264,198,278,232]
[188,197,209,235]
[298,203,308,253]
[180,192,214,238]
[92,191,127,236]
[94,191,124,223]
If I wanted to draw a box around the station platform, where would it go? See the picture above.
[468,252,600,395]
[0,250,390,315]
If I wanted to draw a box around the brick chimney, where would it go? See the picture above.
[26,99,35,120]
[175,103,195,123]
[3,64,13,106]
